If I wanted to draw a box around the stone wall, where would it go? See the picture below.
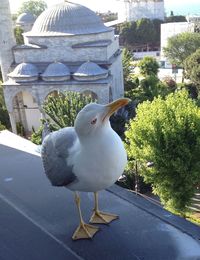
[118,0,164,22]
[0,0,16,81]
[3,79,112,113]
[14,31,117,64]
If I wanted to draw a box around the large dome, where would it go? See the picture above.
[28,1,111,36]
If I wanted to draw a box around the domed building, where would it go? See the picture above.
[73,61,108,81]
[2,1,124,134]
[41,62,71,81]
[16,12,36,32]
[8,62,39,82]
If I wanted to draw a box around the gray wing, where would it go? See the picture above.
[41,127,78,187]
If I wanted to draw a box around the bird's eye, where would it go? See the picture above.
[91,118,97,125]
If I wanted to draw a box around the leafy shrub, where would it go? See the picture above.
[31,91,94,144]
[138,56,159,76]
[125,90,200,214]
[184,48,200,87]
[110,101,137,140]
[163,76,177,90]
[178,83,198,100]
[43,91,94,128]
[16,122,25,136]
[31,125,43,145]
[0,85,10,129]
[0,122,6,131]
[125,75,171,103]
[14,27,24,44]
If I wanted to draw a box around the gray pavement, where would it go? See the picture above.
[0,144,200,260]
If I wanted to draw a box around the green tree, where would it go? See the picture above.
[119,19,162,46]
[136,18,157,44]
[194,23,200,33]
[163,32,200,81]
[125,90,200,214]
[0,85,10,129]
[14,27,24,44]
[18,0,47,17]
[122,48,133,83]
[138,56,159,76]
[119,22,133,45]
[152,19,163,43]
[165,15,186,23]
[184,48,200,87]
[43,92,94,129]
[12,14,18,22]
[31,91,94,144]
[125,76,172,105]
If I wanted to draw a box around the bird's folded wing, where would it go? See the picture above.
[41,127,77,186]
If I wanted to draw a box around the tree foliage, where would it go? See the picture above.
[122,48,133,84]
[163,32,200,82]
[43,92,94,129]
[18,0,47,17]
[124,56,174,104]
[163,32,200,67]
[119,18,162,46]
[135,18,157,44]
[138,56,159,76]
[184,48,200,87]
[14,27,24,45]
[125,75,174,107]
[0,85,10,129]
[31,91,94,144]
[165,15,186,23]
[125,90,200,214]
[119,16,185,47]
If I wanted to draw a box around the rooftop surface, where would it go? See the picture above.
[26,1,112,36]
[0,131,200,260]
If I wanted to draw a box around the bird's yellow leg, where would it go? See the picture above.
[89,192,119,224]
[72,192,99,240]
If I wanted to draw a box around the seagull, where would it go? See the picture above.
[41,98,130,240]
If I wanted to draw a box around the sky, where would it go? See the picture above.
[8,0,200,15]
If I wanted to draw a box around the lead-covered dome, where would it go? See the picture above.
[73,61,108,81]
[16,12,36,25]
[28,1,112,36]
[42,62,71,81]
[8,63,38,82]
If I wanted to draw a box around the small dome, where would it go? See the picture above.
[16,12,36,25]
[27,1,112,36]
[8,62,38,82]
[73,61,108,81]
[42,62,71,81]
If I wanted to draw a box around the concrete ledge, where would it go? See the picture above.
[108,185,200,240]
[0,141,200,260]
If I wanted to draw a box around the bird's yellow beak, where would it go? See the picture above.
[102,98,130,122]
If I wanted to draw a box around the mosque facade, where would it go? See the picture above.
[1,1,124,134]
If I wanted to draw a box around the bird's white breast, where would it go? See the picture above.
[67,128,127,192]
